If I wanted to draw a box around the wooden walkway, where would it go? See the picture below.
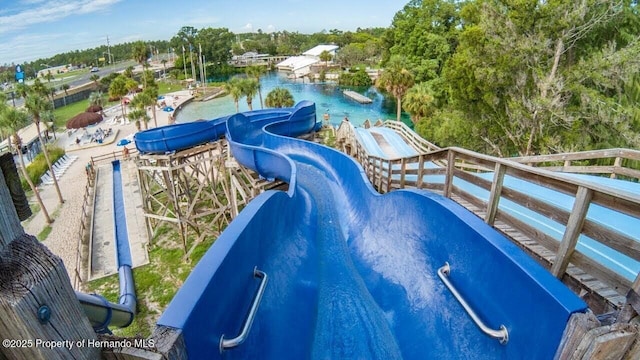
[342,90,373,104]
[336,120,640,315]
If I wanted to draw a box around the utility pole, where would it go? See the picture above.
[182,45,187,80]
[189,44,196,83]
[107,35,112,64]
[198,44,204,88]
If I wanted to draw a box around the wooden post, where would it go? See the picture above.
[443,150,455,198]
[625,273,640,317]
[400,158,407,189]
[551,186,593,277]
[611,157,621,179]
[416,155,424,189]
[0,166,24,248]
[485,163,507,226]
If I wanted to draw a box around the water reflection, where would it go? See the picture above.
[175,71,412,127]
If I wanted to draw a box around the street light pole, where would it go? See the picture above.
[182,46,187,80]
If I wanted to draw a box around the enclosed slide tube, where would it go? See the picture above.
[76,160,136,332]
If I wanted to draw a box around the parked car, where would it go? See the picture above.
[90,67,99,72]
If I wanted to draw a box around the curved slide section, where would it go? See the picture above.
[144,101,588,359]
[77,160,136,332]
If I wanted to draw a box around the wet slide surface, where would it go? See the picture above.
[139,102,587,359]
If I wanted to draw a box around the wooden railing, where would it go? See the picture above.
[510,148,640,182]
[91,148,139,167]
[337,121,640,312]
[74,178,94,290]
[381,120,441,153]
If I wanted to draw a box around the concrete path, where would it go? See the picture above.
[90,159,149,280]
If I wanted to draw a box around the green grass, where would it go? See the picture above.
[85,226,217,337]
[52,96,119,129]
[157,81,182,95]
[37,225,52,241]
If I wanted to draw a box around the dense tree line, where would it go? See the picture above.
[384,0,640,156]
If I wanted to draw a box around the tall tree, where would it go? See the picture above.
[240,78,259,111]
[376,55,415,122]
[225,77,244,113]
[0,104,53,224]
[265,87,294,108]
[60,83,70,106]
[109,75,129,118]
[245,65,266,109]
[24,94,64,204]
[132,41,149,86]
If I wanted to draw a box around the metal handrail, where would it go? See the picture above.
[437,262,509,344]
[219,267,268,353]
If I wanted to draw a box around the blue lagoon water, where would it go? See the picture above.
[175,71,411,127]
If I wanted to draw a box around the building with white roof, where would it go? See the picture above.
[276,44,339,77]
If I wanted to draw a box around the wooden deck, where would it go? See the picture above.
[342,90,373,104]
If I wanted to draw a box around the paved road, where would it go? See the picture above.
[5,60,137,108]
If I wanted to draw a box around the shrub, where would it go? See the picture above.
[20,146,66,190]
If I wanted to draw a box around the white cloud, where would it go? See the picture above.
[0,0,122,35]
[244,23,253,32]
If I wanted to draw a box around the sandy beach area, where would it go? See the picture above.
[23,90,193,282]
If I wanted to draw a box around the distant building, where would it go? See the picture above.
[37,64,71,78]
[276,44,339,78]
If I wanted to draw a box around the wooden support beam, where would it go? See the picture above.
[0,159,24,248]
[0,235,100,359]
[443,150,455,198]
[554,312,600,360]
[485,163,507,226]
[551,186,593,278]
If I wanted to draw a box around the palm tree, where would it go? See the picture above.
[0,105,53,224]
[15,83,29,100]
[245,65,266,109]
[128,108,148,132]
[265,87,294,108]
[130,92,153,130]
[225,77,244,113]
[240,78,259,111]
[60,83,70,106]
[132,41,149,85]
[109,75,129,118]
[161,59,168,77]
[377,56,415,122]
[142,87,159,128]
[24,94,64,205]
[90,74,100,88]
[124,66,134,78]
[319,50,332,67]
[403,82,435,124]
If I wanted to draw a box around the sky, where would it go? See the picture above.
[0,0,407,65]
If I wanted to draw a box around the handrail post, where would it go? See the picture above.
[611,156,621,179]
[485,163,506,225]
[443,150,455,198]
[551,186,593,277]
[417,154,424,189]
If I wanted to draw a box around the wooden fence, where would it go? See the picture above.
[510,148,640,182]
[337,121,640,313]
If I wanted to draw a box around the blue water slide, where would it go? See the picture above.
[76,160,136,332]
[144,101,587,359]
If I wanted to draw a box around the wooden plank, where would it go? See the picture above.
[575,323,636,360]
[485,163,507,225]
[452,168,492,191]
[554,312,600,360]
[582,220,640,262]
[552,186,593,277]
[500,187,571,225]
